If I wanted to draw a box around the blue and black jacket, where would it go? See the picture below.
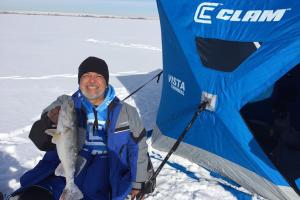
[10,94,154,200]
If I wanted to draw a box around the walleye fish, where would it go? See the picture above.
[46,97,83,200]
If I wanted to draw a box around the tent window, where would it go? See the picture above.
[195,37,258,72]
[240,64,300,193]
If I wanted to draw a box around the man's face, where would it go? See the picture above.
[79,72,107,102]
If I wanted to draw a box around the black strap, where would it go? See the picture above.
[92,107,99,133]
[122,70,163,102]
[135,100,209,200]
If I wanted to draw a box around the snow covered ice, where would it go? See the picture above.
[0,13,254,199]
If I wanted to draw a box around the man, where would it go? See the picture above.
[9,56,154,200]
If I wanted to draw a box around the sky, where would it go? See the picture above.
[0,0,158,17]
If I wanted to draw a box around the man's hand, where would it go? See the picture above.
[131,189,144,200]
[47,106,61,125]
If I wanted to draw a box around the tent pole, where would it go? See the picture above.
[135,100,209,200]
[122,70,163,102]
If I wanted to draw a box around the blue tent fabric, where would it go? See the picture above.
[152,0,300,199]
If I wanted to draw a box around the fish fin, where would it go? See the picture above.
[60,183,83,200]
[45,129,60,144]
[75,156,87,177]
[45,129,57,136]
[55,163,65,177]
[51,134,60,144]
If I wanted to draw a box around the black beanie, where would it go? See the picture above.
[78,56,109,84]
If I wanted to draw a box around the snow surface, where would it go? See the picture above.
[0,13,254,199]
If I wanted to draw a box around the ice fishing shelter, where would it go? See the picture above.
[152,0,300,199]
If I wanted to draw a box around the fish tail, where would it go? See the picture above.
[59,183,83,200]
